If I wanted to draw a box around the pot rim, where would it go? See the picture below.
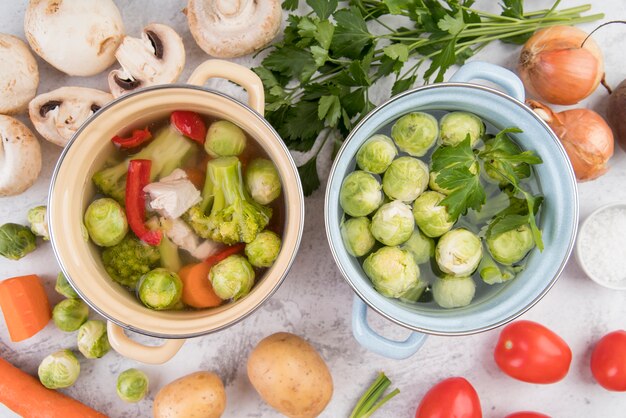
[325,81,579,336]
[48,83,305,339]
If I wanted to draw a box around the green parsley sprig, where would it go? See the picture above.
[258,0,602,194]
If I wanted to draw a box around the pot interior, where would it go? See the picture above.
[49,86,303,338]
[326,83,578,335]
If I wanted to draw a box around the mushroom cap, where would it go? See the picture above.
[187,0,282,58]
[24,0,124,76]
[0,34,39,115]
[28,86,113,147]
[0,115,42,196]
[108,23,186,98]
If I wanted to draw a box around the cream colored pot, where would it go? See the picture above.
[48,60,304,364]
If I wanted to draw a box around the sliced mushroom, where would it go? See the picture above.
[187,0,282,58]
[0,34,39,115]
[24,0,124,76]
[108,23,186,98]
[0,115,42,196]
[28,87,113,147]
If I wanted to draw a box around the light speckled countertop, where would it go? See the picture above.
[1,1,626,417]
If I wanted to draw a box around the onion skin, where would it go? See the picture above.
[607,79,626,150]
[527,100,614,181]
[519,26,604,105]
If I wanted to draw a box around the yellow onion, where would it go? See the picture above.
[527,100,614,181]
[519,26,604,105]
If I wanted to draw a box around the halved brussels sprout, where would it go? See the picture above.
[209,254,255,301]
[356,134,397,174]
[341,217,376,257]
[478,251,516,285]
[38,349,80,389]
[204,120,246,157]
[435,228,483,276]
[55,272,79,299]
[439,111,485,146]
[52,299,89,332]
[0,223,37,260]
[245,158,281,205]
[84,198,128,247]
[400,228,434,265]
[77,320,110,359]
[412,191,455,238]
[363,246,422,298]
[391,112,438,156]
[339,171,383,217]
[137,268,183,310]
[382,156,429,202]
[432,275,476,308]
[28,205,49,240]
[487,224,534,265]
[245,230,282,268]
[370,201,414,246]
[117,368,149,403]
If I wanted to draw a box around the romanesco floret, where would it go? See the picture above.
[102,235,161,288]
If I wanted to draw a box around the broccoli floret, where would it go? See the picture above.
[102,235,161,288]
[185,157,271,245]
[93,126,196,203]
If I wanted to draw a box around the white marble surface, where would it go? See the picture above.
[1,1,626,417]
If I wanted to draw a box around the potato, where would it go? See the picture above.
[153,371,226,418]
[247,332,333,418]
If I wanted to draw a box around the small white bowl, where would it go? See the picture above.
[576,202,626,290]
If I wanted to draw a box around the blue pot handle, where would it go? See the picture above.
[352,295,427,359]
[449,61,525,102]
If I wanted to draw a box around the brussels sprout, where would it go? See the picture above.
[362,246,422,298]
[339,171,383,217]
[0,223,37,260]
[117,368,149,403]
[478,251,516,285]
[137,268,183,310]
[487,224,534,265]
[55,272,79,299]
[370,201,414,246]
[400,228,434,264]
[204,120,247,157]
[435,228,483,276]
[28,205,49,240]
[432,275,476,308]
[209,254,255,301]
[245,230,282,268]
[340,217,376,257]
[391,112,438,156]
[77,320,110,359]
[84,198,128,247]
[439,111,485,147]
[412,191,455,238]
[382,156,429,202]
[38,349,80,389]
[244,158,282,205]
[52,299,89,332]
[356,134,397,174]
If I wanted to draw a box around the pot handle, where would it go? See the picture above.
[449,61,525,102]
[107,322,185,365]
[352,295,427,359]
[187,60,265,115]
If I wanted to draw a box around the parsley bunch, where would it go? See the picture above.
[255,0,602,195]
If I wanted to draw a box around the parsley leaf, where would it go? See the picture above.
[331,7,374,59]
[281,100,326,147]
[298,156,321,196]
[383,0,413,15]
[424,36,457,83]
[391,75,416,96]
[383,44,409,62]
[438,165,486,220]
[318,95,342,127]
[306,0,338,19]
[501,0,524,19]
[262,46,316,82]
[431,136,477,172]
[488,195,544,251]
[438,10,466,35]
[282,0,299,11]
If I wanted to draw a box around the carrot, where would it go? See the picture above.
[0,357,108,418]
[179,263,223,308]
[184,167,205,190]
[0,275,51,342]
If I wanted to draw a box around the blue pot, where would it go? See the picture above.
[324,62,579,359]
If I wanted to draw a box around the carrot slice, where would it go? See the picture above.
[0,357,108,418]
[179,263,223,309]
[0,275,51,342]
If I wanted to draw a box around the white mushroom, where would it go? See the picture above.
[0,115,42,196]
[0,34,39,115]
[28,87,113,147]
[186,0,282,58]
[108,23,186,98]
[24,0,124,76]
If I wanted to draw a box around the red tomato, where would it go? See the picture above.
[494,320,571,384]
[415,377,482,418]
[590,330,626,391]
[504,412,551,418]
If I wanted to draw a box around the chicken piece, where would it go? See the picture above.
[144,169,201,219]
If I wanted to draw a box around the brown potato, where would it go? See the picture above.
[153,371,226,418]
[247,332,333,418]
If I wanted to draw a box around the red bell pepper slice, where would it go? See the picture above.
[205,243,246,266]
[171,111,207,144]
[125,159,162,246]
[111,127,152,149]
